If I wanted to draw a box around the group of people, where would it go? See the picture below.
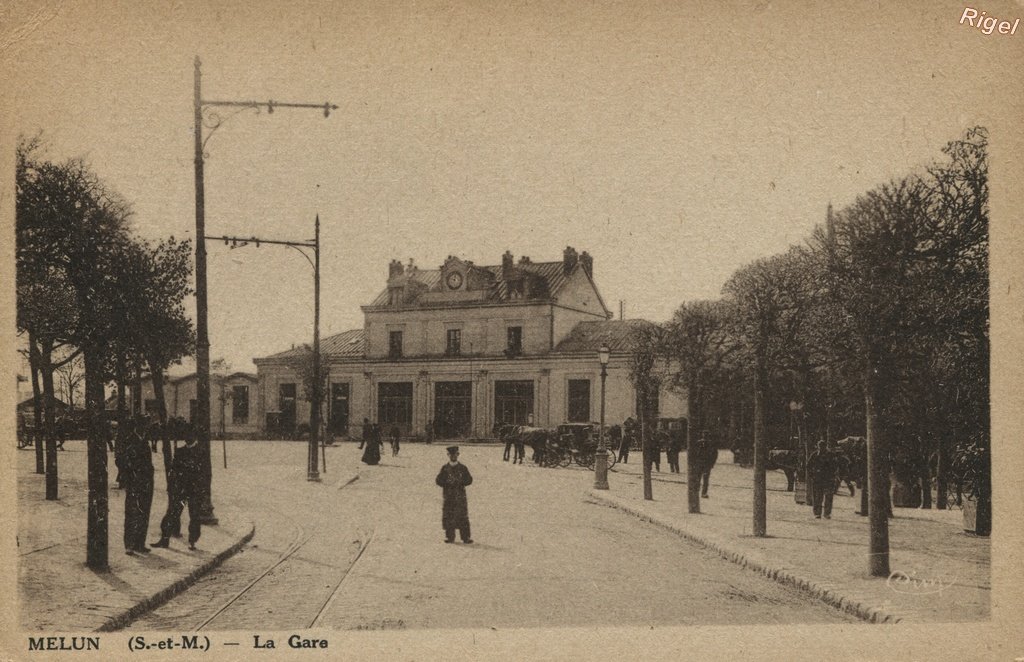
[615,417,686,473]
[118,415,204,555]
[359,419,402,465]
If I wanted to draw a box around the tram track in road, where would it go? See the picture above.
[194,524,310,631]
[192,524,378,630]
[126,462,373,632]
[308,529,375,628]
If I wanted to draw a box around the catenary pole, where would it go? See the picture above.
[193,56,336,496]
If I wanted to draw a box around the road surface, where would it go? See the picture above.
[130,442,860,630]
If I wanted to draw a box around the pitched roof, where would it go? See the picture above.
[368,259,575,307]
[165,371,257,384]
[553,319,656,353]
[17,395,74,411]
[260,329,365,361]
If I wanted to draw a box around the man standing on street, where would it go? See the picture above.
[807,439,839,519]
[152,425,203,551]
[123,416,155,555]
[619,416,636,464]
[436,446,473,544]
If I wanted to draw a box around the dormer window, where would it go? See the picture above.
[388,287,403,306]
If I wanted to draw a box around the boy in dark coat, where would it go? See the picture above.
[435,446,473,544]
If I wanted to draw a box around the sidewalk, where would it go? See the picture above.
[594,452,990,623]
[16,446,255,632]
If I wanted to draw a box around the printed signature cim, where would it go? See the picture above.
[886,570,958,595]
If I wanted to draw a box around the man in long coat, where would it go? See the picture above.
[123,416,155,555]
[435,446,473,544]
[152,425,203,550]
[807,440,839,519]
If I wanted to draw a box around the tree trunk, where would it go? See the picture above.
[865,363,890,577]
[115,355,127,489]
[920,448,932,509]
[640,393,653,501]
[29,334,45,475]
[133,362,143,415]
[84,348,109,571]
[752,364,768,537]
[685,390,700,513]
[149,361,174,487]
[936,434,949,510]
[40,338,59,501]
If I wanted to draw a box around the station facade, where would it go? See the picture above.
[253,247,685,440]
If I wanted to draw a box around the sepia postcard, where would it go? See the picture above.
[1,1,1022,660]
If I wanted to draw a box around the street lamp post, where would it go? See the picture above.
[594,344,610,490]
[193,56,336,505]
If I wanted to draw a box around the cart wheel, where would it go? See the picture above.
[558,451,572,468]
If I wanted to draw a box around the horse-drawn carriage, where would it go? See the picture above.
[497,422,619,470]
[555,423,619,471]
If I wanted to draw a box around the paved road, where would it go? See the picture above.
[130,443,860,630]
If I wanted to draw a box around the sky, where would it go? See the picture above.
[2,0,1022,373]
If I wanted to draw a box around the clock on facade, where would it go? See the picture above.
[446,271,463,290]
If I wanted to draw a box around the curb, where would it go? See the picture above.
[588,490,902,625]
[95,523,257,632]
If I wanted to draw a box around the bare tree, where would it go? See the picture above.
[54,349,85,409]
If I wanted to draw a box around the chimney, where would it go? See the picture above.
[563,246,578,274]
[388,259,404,279]
[501,250,514,279]
[579,250,593,278]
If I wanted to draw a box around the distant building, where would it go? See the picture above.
[17,395,75,419]
[125,372,258,439]
[254,247,686,440]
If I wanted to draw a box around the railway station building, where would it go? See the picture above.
[252,247,686,441]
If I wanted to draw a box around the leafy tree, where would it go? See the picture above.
[20,147,134,569]
[812,175,934,576]
[118,237,195,485]
[664,300,733,514]
[627,321,663,500]
[723,246,816,536]
[16,136,88,497]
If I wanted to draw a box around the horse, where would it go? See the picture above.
[833,436,866,497]
[767,449,800,491]
[497,424,541,465]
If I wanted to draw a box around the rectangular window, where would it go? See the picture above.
[506,326,523,356]
[144,399,160,416]
[567,379,591,422]
[446,328,462,356]
[232,385,249,424]
[378,382,413,433]
[279,383,297,433]
[389,330,403,358]
[494,380,534,426]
